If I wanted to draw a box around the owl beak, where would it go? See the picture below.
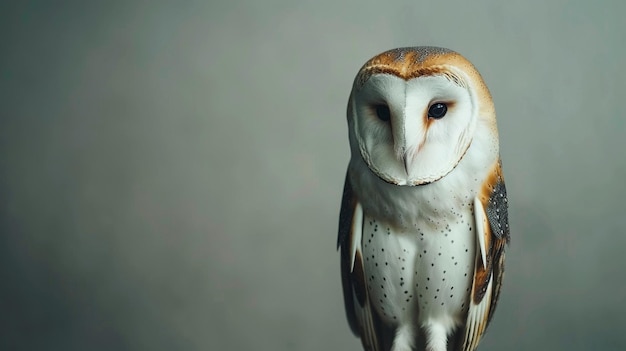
[394,142,413,178]
[403,156,410,176]
[391,109,420,179]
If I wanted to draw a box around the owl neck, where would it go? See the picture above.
[349,137,493,230]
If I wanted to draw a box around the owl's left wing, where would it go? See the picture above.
[337,171,362,336]
[337,172,388,351]
[461,160,510,351]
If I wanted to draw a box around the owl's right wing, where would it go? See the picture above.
[337,171,386,351]
[461,160,510,351]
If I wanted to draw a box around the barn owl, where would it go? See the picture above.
[337,47,510,351]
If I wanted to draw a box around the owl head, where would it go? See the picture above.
[347,47,498,186]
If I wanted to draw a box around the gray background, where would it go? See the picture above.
[1,1,625,350]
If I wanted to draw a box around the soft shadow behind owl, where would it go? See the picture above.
[337,47,510,351]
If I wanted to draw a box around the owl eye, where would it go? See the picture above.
[428,103,447,119]
[374,104,391,122]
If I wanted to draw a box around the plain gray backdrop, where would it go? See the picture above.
[1,1,625,350]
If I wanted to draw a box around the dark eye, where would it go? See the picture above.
[375,105,391,122]
[428,103,447,119]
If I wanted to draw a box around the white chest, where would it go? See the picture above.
[361,207,476,328]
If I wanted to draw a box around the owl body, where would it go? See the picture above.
[338,47,509,351]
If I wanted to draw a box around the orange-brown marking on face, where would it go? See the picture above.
[355,48,471,88]
[351,47,498,131]
[422,100,457,136]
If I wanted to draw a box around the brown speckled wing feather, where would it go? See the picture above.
[337,171,360,335]
[484,161,509,324]
[337,171,392,351]
[461,160,510,351]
